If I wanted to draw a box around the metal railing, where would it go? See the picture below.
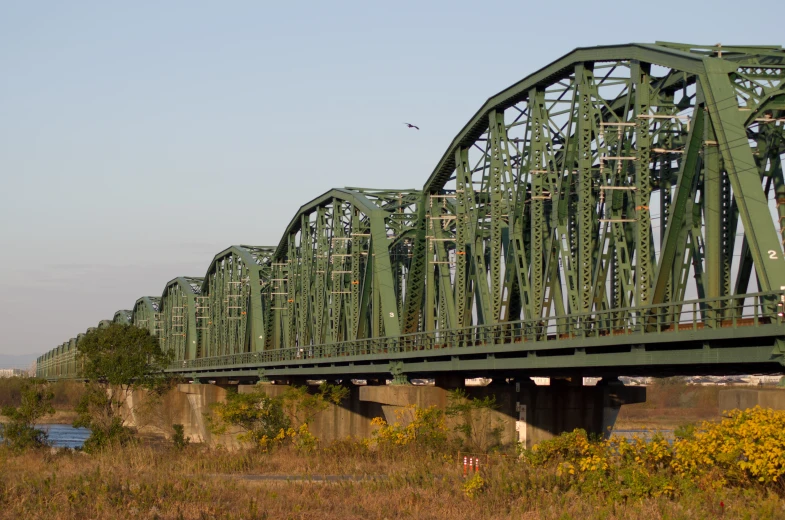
[165,290,779,371]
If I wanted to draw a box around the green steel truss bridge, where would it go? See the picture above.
[39,42,785,383]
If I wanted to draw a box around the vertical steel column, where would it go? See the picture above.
[454,149,471,327]
[576,65,596,318]
[702,59,785,292]
[529,89,546,317]
[633,62,653,308]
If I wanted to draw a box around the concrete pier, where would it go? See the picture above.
[359,379,645,449]
[120,378,644,449]
[119,376,645,449]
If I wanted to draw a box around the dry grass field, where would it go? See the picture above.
[2,380,784,519]
[1,439,783,520]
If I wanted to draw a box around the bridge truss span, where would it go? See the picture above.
[161,276,204,361]
[132,296,162,339]
[39,42,785,381]
[264,188,421,351]
[113,310,132,325]
[199,246,276,358]
[414,42,785,338]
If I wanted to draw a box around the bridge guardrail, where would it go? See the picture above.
[169,290,785,372]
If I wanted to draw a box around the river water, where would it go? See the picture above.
[37,424,91,448]
[0,424,92,449]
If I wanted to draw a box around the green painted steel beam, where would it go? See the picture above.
[651,104,704,305]
[161,276,204,361]
[113,310,132,324]
[701,59,785,292]
[132,296,162,338]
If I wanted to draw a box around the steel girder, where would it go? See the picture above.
[132,297,162,338]
[264,188,419,350]
[113,310,132,324]
[200,246,276,357]
[408,42,785,340]
[41,42,785,380]
[160,276,204,361]
[67,337,78,378]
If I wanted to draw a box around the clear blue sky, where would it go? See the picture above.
[0,1,781,356]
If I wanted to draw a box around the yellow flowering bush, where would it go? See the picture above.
[671,406,785,484]
[614,433,672,472]
[286,423,318,453]
[523,407,785,498]
[527,428,609,474]
[369,405,447,450]
[210,383,351,451]
[462,472,486,498]
[209,389,290,450]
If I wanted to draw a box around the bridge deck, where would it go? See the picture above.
[168,291,785,380]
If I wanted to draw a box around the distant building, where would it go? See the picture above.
[0,368,27,378]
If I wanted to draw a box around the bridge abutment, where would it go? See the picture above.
[122,380,645,449]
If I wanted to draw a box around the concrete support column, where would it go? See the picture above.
[177,383,241,448]
[434,374,466,390]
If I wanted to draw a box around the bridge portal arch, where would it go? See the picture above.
[264,188,420,350]
[404,42,785,336]
[161,276,203,361]
[199,246,275,357]
[113,310,132,324]
[132,297,162,339]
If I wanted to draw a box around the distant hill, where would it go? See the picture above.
[0,352,40,369]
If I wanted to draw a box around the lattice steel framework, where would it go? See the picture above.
[407,42,785,336]
[39,43,785,380]
[200,246,276,357]
[263,188,419,349]
[113,310,132,324]
[132,297,162,339]
[161,277,203,361]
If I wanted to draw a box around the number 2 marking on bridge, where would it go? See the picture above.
[769,250,779,260]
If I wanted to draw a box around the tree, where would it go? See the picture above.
[74,323,172,452]
[0,382,54,451]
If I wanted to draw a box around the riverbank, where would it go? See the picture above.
[1,441,782,520]
[0,409,78,426]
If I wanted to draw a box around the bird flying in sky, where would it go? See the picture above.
[404,123,420,130]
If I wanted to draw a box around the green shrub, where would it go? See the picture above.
[73,384,135,453]
[172,424,189,450]
[72,324,173,452]
[0,382,54,451]
[369,405,449,452]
